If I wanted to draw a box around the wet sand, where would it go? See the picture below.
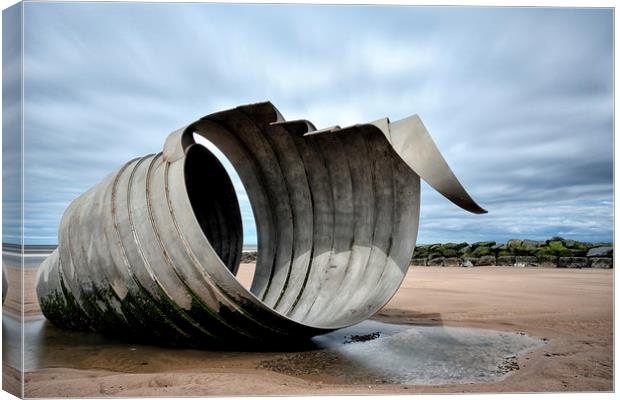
[2,264,613,396]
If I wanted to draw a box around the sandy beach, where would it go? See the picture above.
[2,264,613,397]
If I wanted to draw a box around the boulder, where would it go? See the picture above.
[240,252,257,263]
[412,248,429,258]
[462,257,480,266]
[564,240,588,251]
[496,256,515,266]
[515,256,537,267]
[427,257,444,266]
[443,257,461,266]
[442,242,461,250]
[490,243,503,251]
[506,239,523,251]
[507,239,540,256]
[461,260,474,268]
[558,257,588,268]
[429,244,442,252]
[478,255,496,266]
[441,248,459,258]
[568,248,587,257]
[537,255,558,267]
[589,257,613,269]
[564,240,575,248]
[586,246,613,257]
[547,236,566,244]
[534,246,554,257]
[548,240,571,257]
[410,258,427,266]
[415,244,431,252]
[459,245,472,255]
[428,252,443,260]
[472,241,496,248]
[496,248,512,256]
[522,239,543,248]
[520,240,542,255]
[471,246,492,257]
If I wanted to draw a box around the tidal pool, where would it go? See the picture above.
[273,320,547,385]
[5,315,545,387]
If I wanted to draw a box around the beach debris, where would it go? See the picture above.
[35,102,484,346]
[344,332,381,344]
[497,356,520,373]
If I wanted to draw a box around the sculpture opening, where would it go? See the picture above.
[184,144,243,275]
[191,133,258,287]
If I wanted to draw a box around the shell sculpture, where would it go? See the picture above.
[36,102,486,347]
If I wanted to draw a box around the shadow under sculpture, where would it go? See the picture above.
[35,102,486,347]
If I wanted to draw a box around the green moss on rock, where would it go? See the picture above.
[506,239,522,252]
[471,246,491,257]
[459,245,472,256]
[441,248,459,258]
[534,246,554,257]
[472,241,496,248]
[548,240,571,257]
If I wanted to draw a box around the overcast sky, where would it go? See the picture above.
[5,3,613,245]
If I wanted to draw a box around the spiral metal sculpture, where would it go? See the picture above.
[36,102,485,347]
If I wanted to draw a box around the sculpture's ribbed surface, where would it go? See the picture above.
[36,102,485,347]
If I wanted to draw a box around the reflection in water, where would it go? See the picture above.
[323,321,544,384]
[11,315,545,386]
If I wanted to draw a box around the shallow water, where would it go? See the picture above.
[302,320,545,385]
[4,315,545,386]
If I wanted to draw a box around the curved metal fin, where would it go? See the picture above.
[163,126,193,163]
[270,119,317,136]
[381,115,487,214]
